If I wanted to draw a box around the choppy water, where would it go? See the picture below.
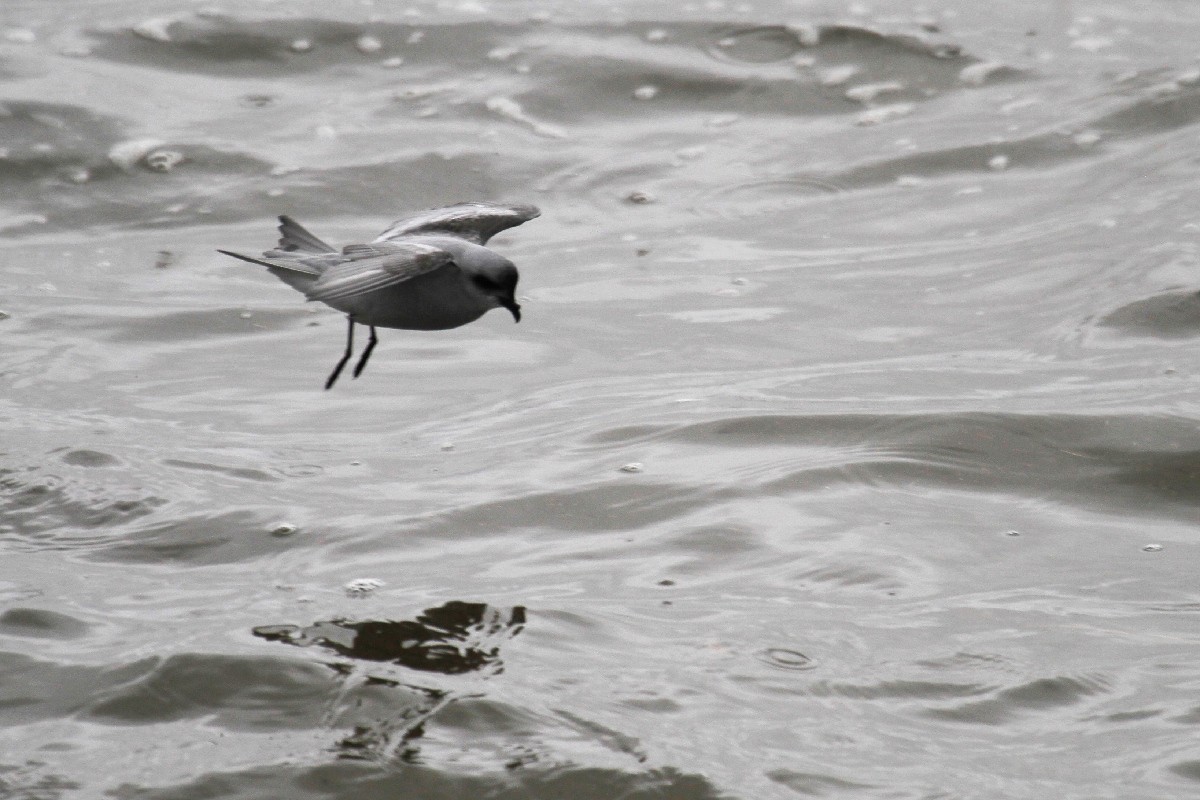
[3,0,1200,797]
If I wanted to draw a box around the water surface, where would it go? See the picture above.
[2,1,1200,797]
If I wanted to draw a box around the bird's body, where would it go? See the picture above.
[218,202,538,388]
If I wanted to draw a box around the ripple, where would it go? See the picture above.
[0,608,90,639]
[0,464,167,549]
[585,412,1200,520]
[755,648,815,671]
[924,673,1111,725]
[85,653,334,729]
[1096,290,1200,339]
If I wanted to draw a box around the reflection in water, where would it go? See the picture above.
[254,602,525,759]
[253,601,526,674]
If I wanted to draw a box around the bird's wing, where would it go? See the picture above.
[373,202,540,245]
[304,241,456,304]
[275,215,336,253]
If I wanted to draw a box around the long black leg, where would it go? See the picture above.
[352,326,378,379]
[325,316,355,390]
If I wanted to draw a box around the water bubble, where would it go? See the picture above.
[344,578,384,597]
[108,138,166,171]
[988,154,1009,171]
[625,190,654,204]
[756,648,815,671]
[1005,529,1021,537]
[440,442,456,451]
[619,462,644,473]
[633,85,659,100]
[1142,544,1163,553]
[645,28,668,42]
[658,579,675,586]
[0,310,9,321]
[1072,131,1101,147]
[239,311,252,319]
[271,523,299,537]
[732,277,748,285]
[145,150,183,172]
[381,56,404,68]
[356,35,383,54]
[154,250,173,269]
[290,38,313,53]
[407,30,425,44]
[66,168,90,184]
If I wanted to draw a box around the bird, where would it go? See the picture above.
[217,201,539,389]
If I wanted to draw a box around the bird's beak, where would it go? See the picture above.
[502,298,521,323]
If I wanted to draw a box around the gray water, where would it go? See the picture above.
[2,1,1200,797]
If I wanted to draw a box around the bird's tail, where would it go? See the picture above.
[276,216,336,253]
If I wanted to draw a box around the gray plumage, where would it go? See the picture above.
[218,201,539,389]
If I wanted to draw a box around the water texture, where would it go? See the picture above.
[2,1,1200,797]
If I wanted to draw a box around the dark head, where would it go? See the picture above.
[469,257,521,322]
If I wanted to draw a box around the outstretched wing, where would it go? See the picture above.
[374,201,540,245]
[275,215,336,253]
[305,241,455,304]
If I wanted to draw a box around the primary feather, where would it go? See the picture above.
[374,201,541,245]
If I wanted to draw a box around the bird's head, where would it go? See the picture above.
[469,257,521,322]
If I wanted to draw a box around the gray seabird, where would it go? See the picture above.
[218,201,539,389]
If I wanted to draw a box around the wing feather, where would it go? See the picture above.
[304,241,455,304]
[374,201,540,245]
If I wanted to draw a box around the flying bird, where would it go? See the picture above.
[218,201,539,389]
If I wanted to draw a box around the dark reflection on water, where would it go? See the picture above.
[253,602,525,759]
[253,601,525,675]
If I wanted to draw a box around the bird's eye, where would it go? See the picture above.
[472,275,497,291]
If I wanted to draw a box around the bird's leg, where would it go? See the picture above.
[352,326,378,379]
[325,316,355,390]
